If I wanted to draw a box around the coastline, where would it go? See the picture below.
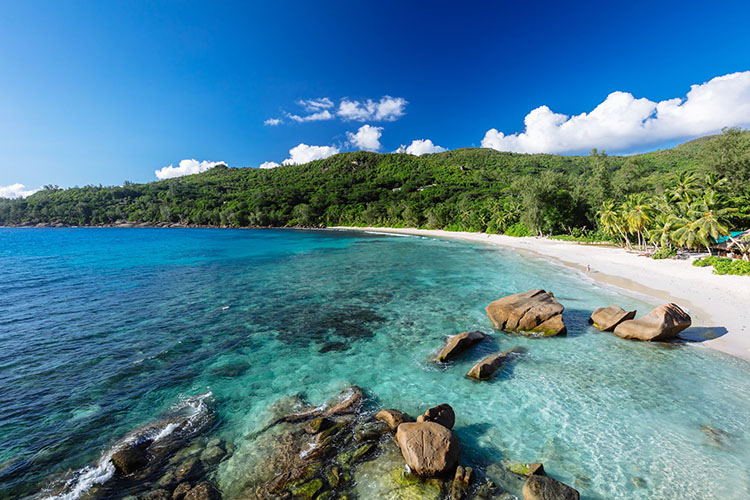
[331,226,750,362]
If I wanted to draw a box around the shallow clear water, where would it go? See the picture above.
[1,227,749,500]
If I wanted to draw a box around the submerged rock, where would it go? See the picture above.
[437,331,487,362]
[416,404,455,430]
[589,305,636,331]
[183,482,221,500]
[395,422,460,476]
[450,465,474,500]
[467,347,524,380]
[111,441,151,475]
[486,290,566,337]
[522,475,579,500]
[502,459,545,477]
[375,409,414,431]
[172,482,193,500]
[613,303,691,341]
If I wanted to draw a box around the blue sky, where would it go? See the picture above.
[1,1,749,194]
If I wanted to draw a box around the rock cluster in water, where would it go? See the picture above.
[613,303,692,341]
[485,290,567,337]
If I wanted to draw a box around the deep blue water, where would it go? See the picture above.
[1,228,749,500]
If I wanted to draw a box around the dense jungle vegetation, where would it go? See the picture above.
[2,129,749,254]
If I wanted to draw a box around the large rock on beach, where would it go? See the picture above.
[395,422,460,476]
[589,305,636,331]
[522,475,579,500]
[375,409,414,431]
[416,404,455,430]
[613,303,691,341]
[467,347,525,380]
[437,331,487,362]
[486,290,566,336]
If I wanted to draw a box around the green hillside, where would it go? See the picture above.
[1,130,748,240]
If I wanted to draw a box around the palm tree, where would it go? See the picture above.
[671,171,699,204]
[671,191,735,254]
[597,200,629,248]
[703,174,728,195]
[621,194,653,250]
[647,213,675,251]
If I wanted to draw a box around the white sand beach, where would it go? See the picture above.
[333,227,750,361]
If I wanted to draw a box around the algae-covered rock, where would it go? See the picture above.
[289,478,323,499]
[306,417,334,435]
[183,482,221,500]
[522,475,579,500]
[502,459,545,477]
[354,420,389,442]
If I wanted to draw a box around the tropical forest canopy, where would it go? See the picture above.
[2,129,749,252]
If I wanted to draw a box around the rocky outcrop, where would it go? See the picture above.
[486,290,566,337]
[416,404,455,430]
[395,422,460,476]
[613,303,691,341]
[589,305,636,331]
[467,347,524,380]
[522,475,579,500]
[375,409,414,431]
[437,331,487,362]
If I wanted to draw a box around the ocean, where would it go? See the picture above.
[1,227,749,500]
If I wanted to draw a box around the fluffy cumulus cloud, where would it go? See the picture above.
[155,159,226,180]
[396,139,446,156]
[264,118,282,126]
[282,143,340,165]
[0,183,40,199]
[346,124,383,151]
[259,161,280,169]
[337,96,407,122]
[482,71,750,154]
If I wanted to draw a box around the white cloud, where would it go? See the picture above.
[282,143,340,165]
[155,159,226,180]
[0,183,40,199]
[287,110,334,122]
[338,96,407,122]
[298,97,334,111]
[259,161,280,169]
[396,139,446,156]
[264,118,282,126]
[346,124,383,151]
[481,71,750,154]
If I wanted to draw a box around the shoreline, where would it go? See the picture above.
[331,226,750,362]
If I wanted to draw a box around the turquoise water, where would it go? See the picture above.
[1,227,749,500]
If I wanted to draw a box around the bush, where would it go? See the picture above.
[505,222,531,237]
[693,256,750,275]
[652,247,677,259]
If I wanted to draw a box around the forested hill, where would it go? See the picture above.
[2,130,749,236]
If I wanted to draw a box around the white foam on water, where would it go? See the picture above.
[38,392,213,500]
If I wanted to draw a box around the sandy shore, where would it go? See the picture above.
[332,226,750,362]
